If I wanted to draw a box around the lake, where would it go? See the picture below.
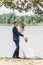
[0,26,43,58]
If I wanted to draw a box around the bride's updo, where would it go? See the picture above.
[20,23,25,29]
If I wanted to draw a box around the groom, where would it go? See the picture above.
[12,21,23,58]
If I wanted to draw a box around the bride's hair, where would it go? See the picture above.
[20,23,25,29]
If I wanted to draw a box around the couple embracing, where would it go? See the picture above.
[12,21,27,58]
[13,22,35,58]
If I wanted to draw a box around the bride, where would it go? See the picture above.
[18,23,36,58]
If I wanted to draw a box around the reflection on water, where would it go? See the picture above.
[0,26,43,58]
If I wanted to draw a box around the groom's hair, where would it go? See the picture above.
[20,23,25,29]
[13,21,18,24]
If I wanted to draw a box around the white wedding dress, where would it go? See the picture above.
[18,27,36,58]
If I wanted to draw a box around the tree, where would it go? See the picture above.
[29,0,43,14]
[0,0,43,14]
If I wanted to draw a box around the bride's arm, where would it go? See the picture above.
[17,27,24,34]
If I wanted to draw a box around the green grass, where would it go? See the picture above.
[0,22,43,26]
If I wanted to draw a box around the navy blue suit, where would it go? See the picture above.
[12,26,23,58]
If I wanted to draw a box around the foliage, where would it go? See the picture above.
[0,13,43,25]
[0,0,43,14]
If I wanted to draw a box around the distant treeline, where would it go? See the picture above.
[0,13,43,25]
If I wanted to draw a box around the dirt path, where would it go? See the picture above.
[0,58,43,65]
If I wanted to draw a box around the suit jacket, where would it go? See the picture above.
[12,26,23,42]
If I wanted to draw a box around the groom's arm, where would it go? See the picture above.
[13,27,23,37]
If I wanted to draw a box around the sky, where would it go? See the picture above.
[0,5,34,16]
